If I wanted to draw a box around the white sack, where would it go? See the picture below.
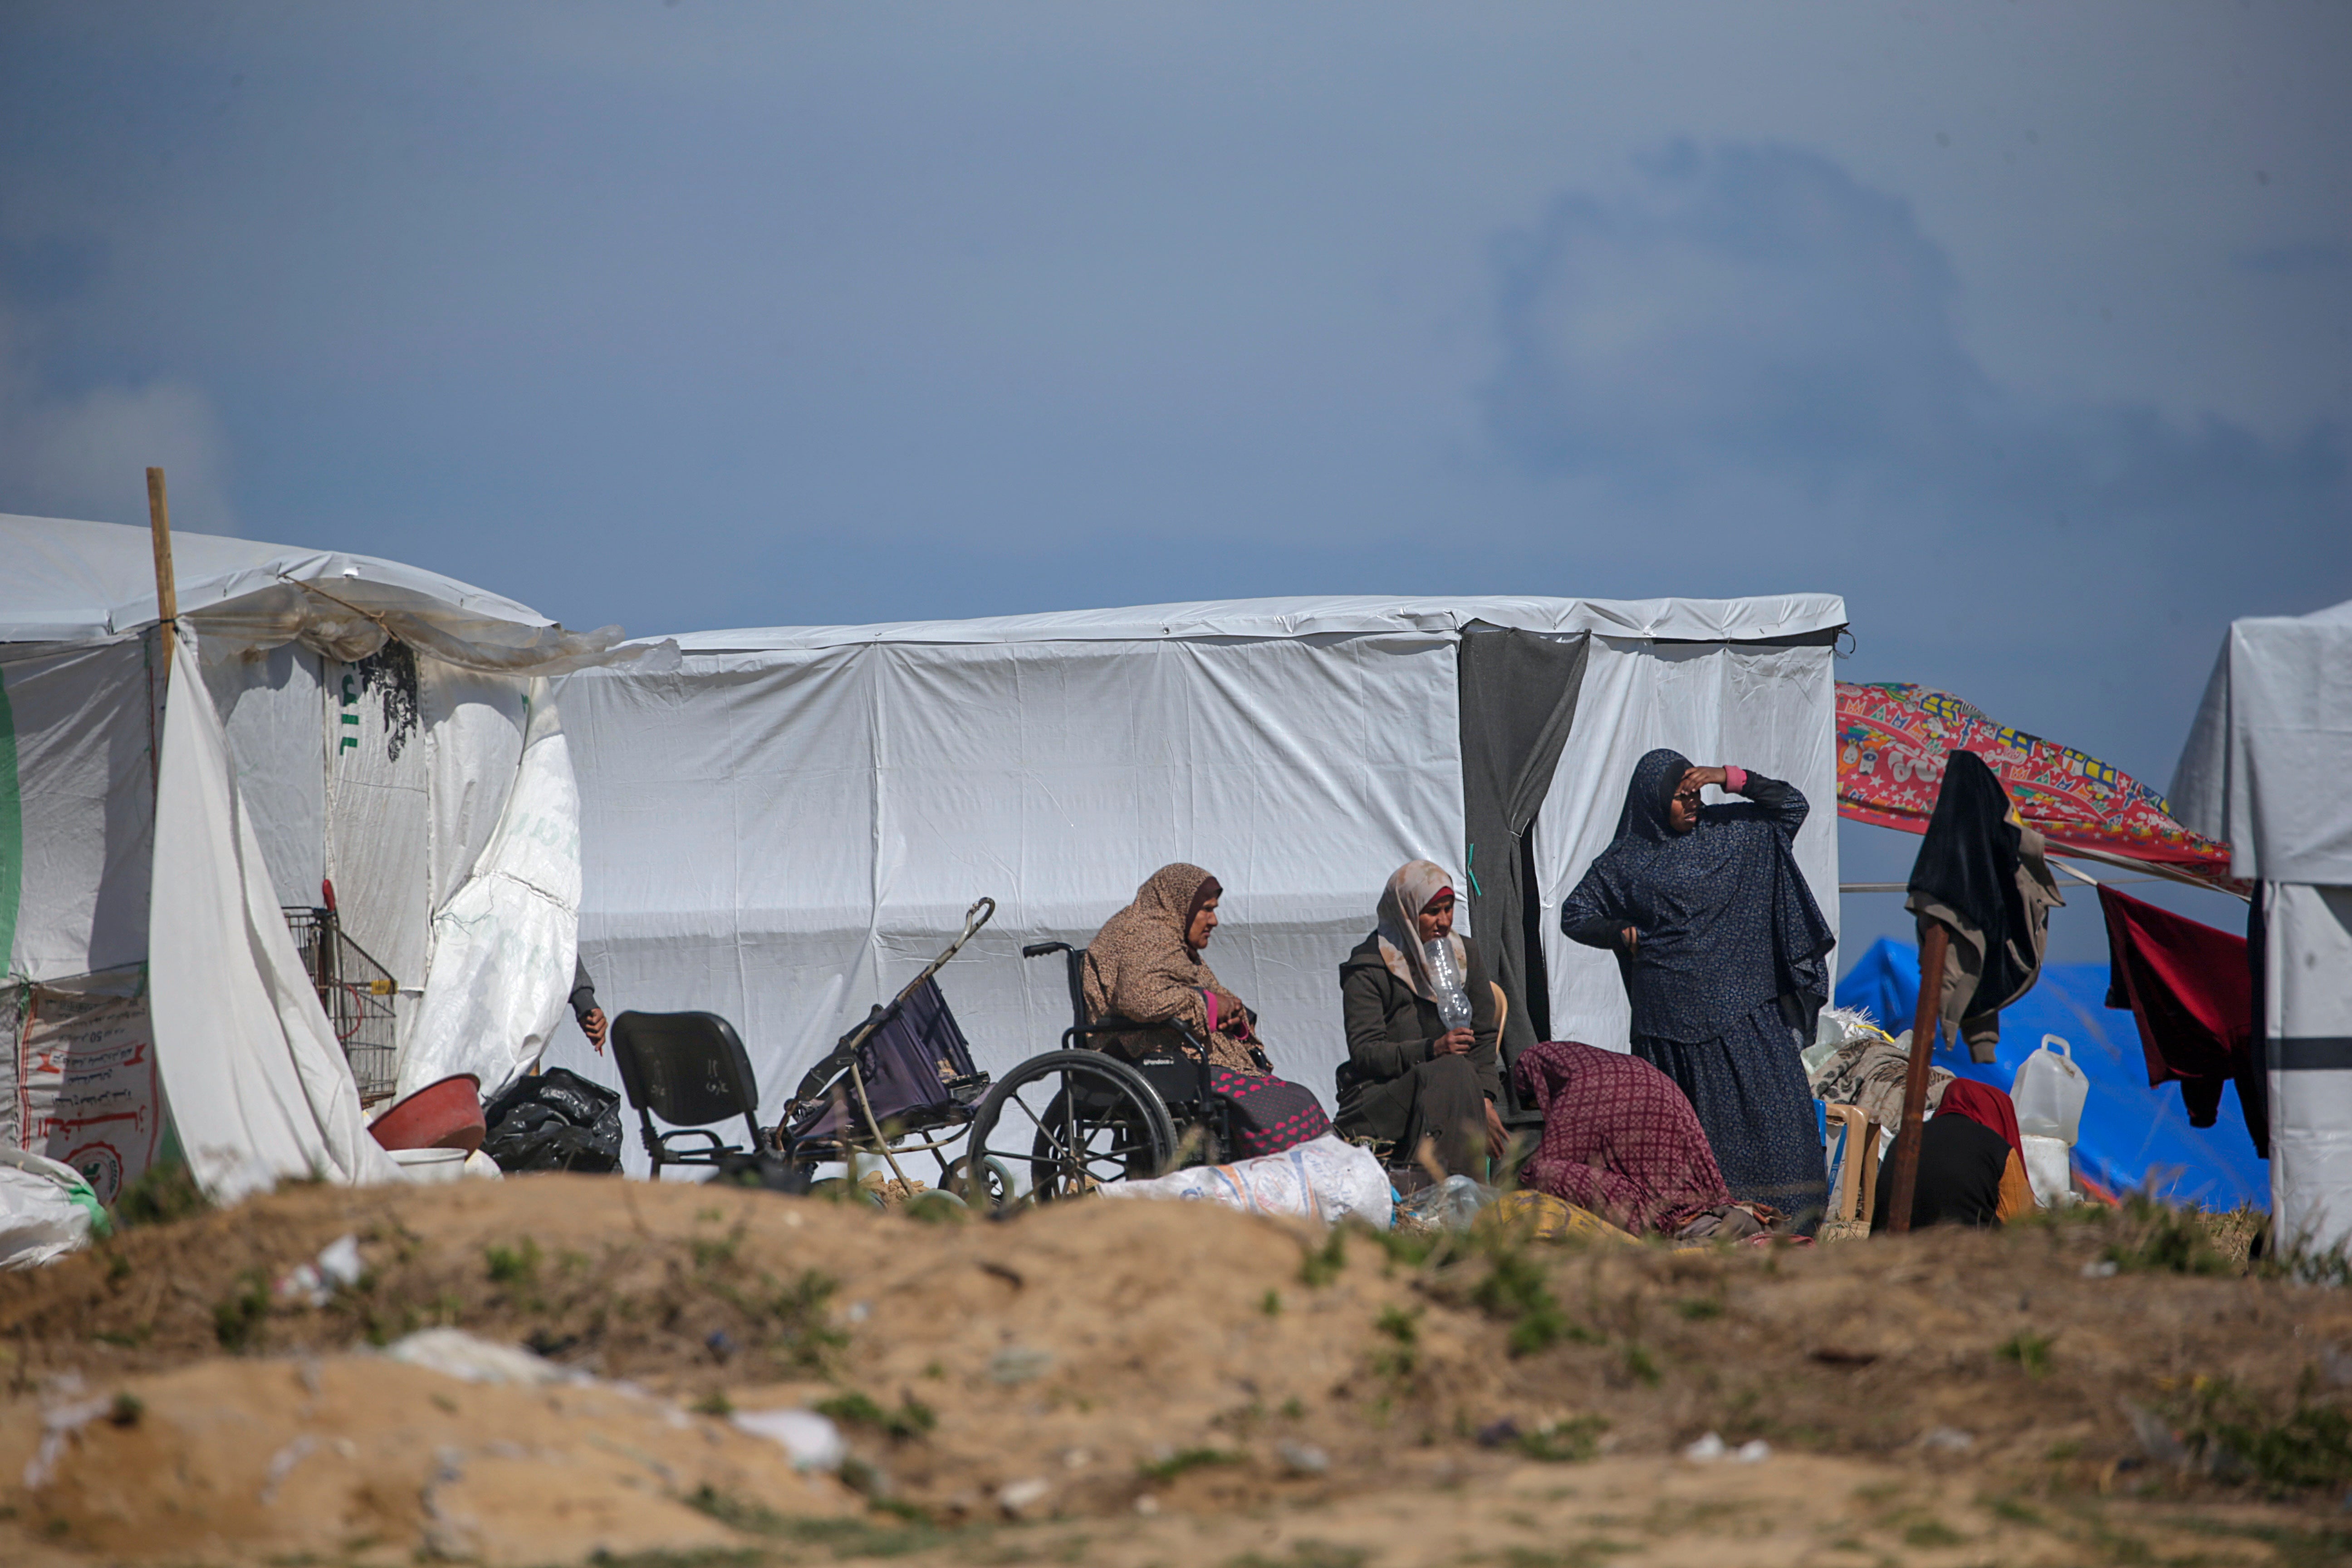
[0,1149,101,1270]
[149,632,401,1200]
[397,685,581,1100]
[1097,1133,1392,1227]
[1534,639,1840,1051]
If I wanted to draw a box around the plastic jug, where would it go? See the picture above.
[1424,939,1475,1030]
[2011,1034,2088,1145]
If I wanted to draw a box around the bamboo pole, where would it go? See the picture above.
[1882,920,1950,1235]
[146,467,178,679]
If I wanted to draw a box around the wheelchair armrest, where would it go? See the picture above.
[1065,1015,1210,1055]
[1021,941,1073,959]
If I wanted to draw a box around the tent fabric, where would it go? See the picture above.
[1455,624,1589,1055]
[1835,936,2269,1211]
[2168,598,2352,1254]
[654,594,1847,653]
[1838,681,2231,880]
[1533,639,1841,1058]
[148,632,402,1200]
[394,686,582,1100]
[549,598,1842,1175]
[0,637,155,982]
[0,513,666,678]
[2170,598,2352,886]
[2266,882,2352,1252]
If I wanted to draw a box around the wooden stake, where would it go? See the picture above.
[146,467,178,679]
[1883,920,1950,1235]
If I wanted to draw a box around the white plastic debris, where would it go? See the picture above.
[730,1407,846,1472]
[997,1476,1052,1516]
[1734,1439,1771,1463]
[1683,1431,1727,1462]
[383,1328,578,1387]
[1918,1426,1976,1454]
[274,1233,366,1308]
[22,1396,110,1489]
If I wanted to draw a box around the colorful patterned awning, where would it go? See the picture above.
[1836,681,2233,880]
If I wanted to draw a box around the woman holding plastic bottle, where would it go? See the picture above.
[1336,860,1507,1177]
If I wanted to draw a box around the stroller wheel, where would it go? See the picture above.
[962,1049,1178,1204]
[944,1154,1015,1210]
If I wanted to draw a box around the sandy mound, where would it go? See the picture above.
[2,1176,2348,1564]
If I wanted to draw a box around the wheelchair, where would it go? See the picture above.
[947,939,1236,1205]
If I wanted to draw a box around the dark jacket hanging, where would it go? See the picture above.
[1905,750,2063,1061]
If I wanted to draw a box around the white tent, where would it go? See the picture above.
[2172,596,2352,1255]
[1,512,637,1201]
[549,593,1845,1160]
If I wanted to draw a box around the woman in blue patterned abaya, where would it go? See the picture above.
[1559,749,1834,1228]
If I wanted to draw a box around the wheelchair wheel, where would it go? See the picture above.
[962,1049,1177,1205]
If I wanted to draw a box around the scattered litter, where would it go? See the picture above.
[23,1396,110,1489]
[1277,1440,1330,1476]
[258,1435,318,1504]
[730,1407,846,1472]
[1134,1494,1160,1516]
[989,1344,1055,1385]
[705,1329,737,1363]
[1681,1431,1768,1464]
[273,1233,366,1308]
[997,1476,1051,1516]
[1917,1426,1975,1454]
[2119,1400,2188,1466]
[383,1328,579,1387]
[2081,1258,2120,1279]
[845,1300,872,1323]
[1394,1174,1495,1233]
[1061,1446,1092,1470]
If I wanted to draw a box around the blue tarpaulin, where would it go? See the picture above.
[1833,937,2269,1212]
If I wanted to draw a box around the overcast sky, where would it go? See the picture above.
[3,2,2346,968]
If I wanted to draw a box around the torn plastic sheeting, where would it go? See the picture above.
[395,686,582,1101]
[148,630,402,1200]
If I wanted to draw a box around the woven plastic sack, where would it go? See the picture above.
[1097,1133,1391,1228]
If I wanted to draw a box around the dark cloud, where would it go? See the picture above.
[1479,142,2352,963]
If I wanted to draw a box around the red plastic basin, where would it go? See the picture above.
[369,1073,486,1154]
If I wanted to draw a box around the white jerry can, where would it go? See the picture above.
[2012,1034,2089,1146]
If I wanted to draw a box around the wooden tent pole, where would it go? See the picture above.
[1883,920,1949,1235]
[146,467,178,680]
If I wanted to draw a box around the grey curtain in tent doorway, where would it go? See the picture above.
[1457,625,1589,1061]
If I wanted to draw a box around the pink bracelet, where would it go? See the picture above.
[1722,764,1748,795]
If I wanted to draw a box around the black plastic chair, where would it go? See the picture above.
[609,1010,764,1173]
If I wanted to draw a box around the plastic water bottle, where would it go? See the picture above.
[1425,939,1475,1030]
[2011,1034,2089,1145]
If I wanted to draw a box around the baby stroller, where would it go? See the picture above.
[772,898,1009,1203]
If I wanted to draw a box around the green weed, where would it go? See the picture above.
[1997,1332,2054,1378]
[1138,1447,1245,1483]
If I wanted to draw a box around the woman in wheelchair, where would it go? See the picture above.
[1081,862,1331,1157]
[1335,860,1507,1177]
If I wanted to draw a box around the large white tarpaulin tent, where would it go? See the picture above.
[549,594,1844,1160]
[0,512,635,1202]
[2172,596,2352,1255]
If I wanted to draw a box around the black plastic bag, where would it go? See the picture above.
[482,1067,623,1173]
